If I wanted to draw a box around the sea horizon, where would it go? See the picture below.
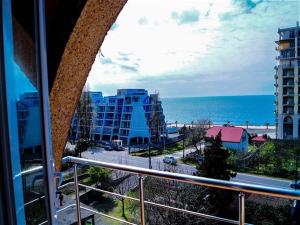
[161,94,275,126]
[161,94,273,99]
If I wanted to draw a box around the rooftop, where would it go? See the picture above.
[206,126,246,143]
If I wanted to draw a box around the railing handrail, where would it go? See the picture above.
[63,156,300,200]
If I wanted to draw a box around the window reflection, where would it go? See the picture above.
[1,0,49,224]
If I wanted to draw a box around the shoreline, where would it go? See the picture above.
[171,123,275,130]
[169,123,276,138]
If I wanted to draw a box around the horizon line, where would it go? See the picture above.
[161,94,274,99]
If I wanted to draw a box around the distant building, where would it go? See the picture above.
[275,22,300,139]
[252,135,268,146]
[70,89,166,146]
[206,126,249,151]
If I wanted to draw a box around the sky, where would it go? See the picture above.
[87,0,300,98]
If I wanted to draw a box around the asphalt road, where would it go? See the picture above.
[82,147,293,190]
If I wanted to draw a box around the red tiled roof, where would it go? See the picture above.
[206,126,245,143]
[252,136,267,142]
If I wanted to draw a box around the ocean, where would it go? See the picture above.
[162,95,275,126]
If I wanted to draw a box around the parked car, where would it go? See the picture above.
[115,146,126,151]
[104,144,113,151]
[290,181,300,189]
[186,152,204,163]
[163,155,177,165]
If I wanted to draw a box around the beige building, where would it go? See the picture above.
[275,22,300,139]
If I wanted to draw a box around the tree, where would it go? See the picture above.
[75,138,90,157]
[190,120,209,154]
[149,93,163,145]
[127,164,216,225]
[196,131,235,180]
[87,166,112,190]
[195,131,236,217]
[72,85,93,141]
[114,158,137,219]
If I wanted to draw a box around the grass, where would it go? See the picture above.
[92,192,138,225]
[130,142,186,157]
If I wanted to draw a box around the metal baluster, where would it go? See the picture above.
[74,164,82,225]
[239,192,245,225]
[139,176,145,225]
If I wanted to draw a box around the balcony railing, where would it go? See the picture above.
[32,156,300,225]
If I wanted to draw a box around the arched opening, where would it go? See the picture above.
[283,116,293,139]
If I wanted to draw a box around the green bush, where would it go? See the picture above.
[87,166,112,190]
[246,202,291,225]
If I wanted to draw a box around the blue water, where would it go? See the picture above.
[162,95,275,126]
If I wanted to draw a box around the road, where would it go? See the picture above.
[82,147,293,190]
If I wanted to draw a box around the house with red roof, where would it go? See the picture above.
[251,135,268,146]
[206,126,249,151]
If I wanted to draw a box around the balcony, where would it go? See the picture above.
[284,109,294,114]
[283,91,294,96]
[283,81,294,87]
[33,157,300,225]
[283,100,294,106]
[283,72,295,77]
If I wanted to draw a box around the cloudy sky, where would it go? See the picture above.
[87,0,300,98]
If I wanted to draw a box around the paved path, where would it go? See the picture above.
[82,147,293,190]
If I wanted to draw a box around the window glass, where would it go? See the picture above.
[2,0,49,224]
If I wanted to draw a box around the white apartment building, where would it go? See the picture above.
[275,22,300,139]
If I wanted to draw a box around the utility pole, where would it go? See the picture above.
[182,124,186,161]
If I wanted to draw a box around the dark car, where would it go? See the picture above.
[116,146,125,151]
[290,181,300,189]
[104,144,113,151]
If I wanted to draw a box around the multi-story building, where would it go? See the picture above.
[275,22,300,139]
[17,92,42,159]
[70,89,166,146]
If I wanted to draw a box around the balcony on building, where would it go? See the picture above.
[283,69,295,77]
[276,49,296,60]
[277,29,295,42]
[283,87,294,96]
[283,98,294,106]
[283,106,294,114]
[282,79,294,87]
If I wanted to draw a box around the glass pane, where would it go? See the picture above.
[2,0,49,224]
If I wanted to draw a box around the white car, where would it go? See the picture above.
[163,156,177,165]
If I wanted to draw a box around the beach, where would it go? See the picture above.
[171,123,276,139]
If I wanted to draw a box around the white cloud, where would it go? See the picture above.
[87,0,300,97]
